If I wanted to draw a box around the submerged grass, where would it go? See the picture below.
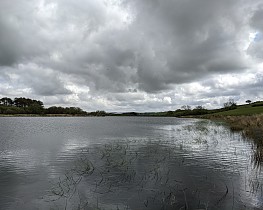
[45,119,263,209]
[48,138,234,209]
[205,114,263,165]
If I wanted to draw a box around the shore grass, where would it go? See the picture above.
[204,114,263,165]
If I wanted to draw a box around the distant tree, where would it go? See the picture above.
[14,97,27,107]
[25,104,44,114]
[166,111,174,116]
[46,106,65,114]
[0,105,25,114]
[181,105,191,110]
[246,100,252,104]
[88,110,106,116]
[94,110,106,116]
[45,106,86,115]
[194,105,205,110]
[0,97,13,106]
[65,107,86,115]
[223,99,237,110]
[0,96,87,115]
[191,105,208,115]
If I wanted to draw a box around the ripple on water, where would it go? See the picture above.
[0,117,262,209]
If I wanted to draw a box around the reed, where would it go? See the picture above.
[206,114,263,165]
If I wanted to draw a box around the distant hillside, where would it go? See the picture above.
[114,101,263,117]
[211,101,263,116]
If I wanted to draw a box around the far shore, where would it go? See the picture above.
[0,114,91,117]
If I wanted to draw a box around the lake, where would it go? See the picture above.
[0,117,262,209]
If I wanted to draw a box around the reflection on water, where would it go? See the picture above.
[0,117,262,209]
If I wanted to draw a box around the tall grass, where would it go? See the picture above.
[206,114,263,166]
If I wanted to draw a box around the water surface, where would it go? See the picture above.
[0,117,262,209]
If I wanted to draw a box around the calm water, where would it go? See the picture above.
[0,117,262,209]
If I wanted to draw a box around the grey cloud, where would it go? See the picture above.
[248,41,263,60]
[248,6,263,59]
[38,0,253,93]
[126,0,250,90]
[0,17,20,66]
[0,1,50,66]
[22,69,71,96]
[0,0,262,111]
[4,64,71,96]
[250,6,263,31]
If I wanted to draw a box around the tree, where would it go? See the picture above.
[194,105,205,110]
[0,97,13,106]
[181,105,191,110]
[223,99,237,110]
[14,97,44,108]
[45,106,86,115]
[0,96,87,115]
[191,105,208,115]
[246,100,252,104]
[25,104,44,114]
[166,111,174,116]
[14,97,27,107]
[46,106,65,114]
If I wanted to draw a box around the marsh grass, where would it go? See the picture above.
[203,114,263,168]
[213,115,263,166]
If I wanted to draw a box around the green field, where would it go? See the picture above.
[212,105,263,116]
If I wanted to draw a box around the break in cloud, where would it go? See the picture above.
[0,0,263,112]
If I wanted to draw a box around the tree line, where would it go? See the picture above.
[0,97,87,115]
[165,99,239,117]
[1,96,257,117]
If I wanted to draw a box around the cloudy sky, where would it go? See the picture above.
[0,0,263,112]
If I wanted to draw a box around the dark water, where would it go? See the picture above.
[0,117,262,209]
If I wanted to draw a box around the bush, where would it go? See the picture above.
[251,102,263,107]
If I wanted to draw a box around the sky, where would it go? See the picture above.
[0,0,263,112]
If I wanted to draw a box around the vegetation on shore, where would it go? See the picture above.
[154,100,263,165]
[0,96,113,116]
[110,99,263,117]
[1,96,263,117]
[163,100,263,117]
[0,97,103,116]
[187,100,263,165]
[204,114,263,165]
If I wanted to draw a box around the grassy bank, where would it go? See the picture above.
[210,105,263,116]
